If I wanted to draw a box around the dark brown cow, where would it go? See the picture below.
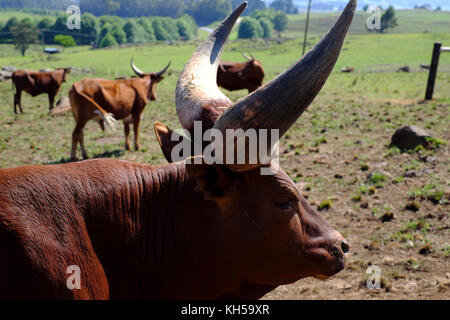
[217,53,265,93]
[0,0,356,300]
[69,60,170,160]
[12,68,71,114]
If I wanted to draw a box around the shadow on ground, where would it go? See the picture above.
[44,149,125,165]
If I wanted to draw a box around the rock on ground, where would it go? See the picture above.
[390,125,431,151]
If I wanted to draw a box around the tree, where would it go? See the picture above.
[259,17,273,38]
[151,18,170,41]
[151,0,187,18]
[1,17,19,42]
[161,17,180,40]
[80,0,120,16]
[380,6,398,33]
[54,34,77,47]
[270,0,298,14]
[177,19,193,40]
[238,17,263,39]
[273,11,288,35]
[11,20,41,56]
[99,32,118,47]
[111,25,127,44]
[123,20,147,43]
[98,23,113,42]
[178,14,197,37]
[38,18,53,30]
[137,18,156,42]
[191,0,232,26]
[78,13,99,45]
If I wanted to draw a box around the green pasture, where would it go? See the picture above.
[0,29,449,167]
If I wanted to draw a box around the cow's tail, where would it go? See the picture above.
[94,110,116,131]
[70,83,117,131]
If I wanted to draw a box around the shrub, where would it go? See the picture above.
[273,11,288,34]
[238,17,263,39]
[259,17,273,38]
[54,35,77,47]
[99,32,118,48]
[111,25,127,44]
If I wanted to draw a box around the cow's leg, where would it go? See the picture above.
[79,130,88,159]
[124,122,131,151]
[18,91,24,114]
[14,90,23,114]
[48,93,55,114]
[132,115,141,151]
[98,120,105,132]
[71,121,86,160]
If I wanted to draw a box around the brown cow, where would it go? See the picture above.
[0,0,356,299]
[69,59,170,160]
[217,53,265,93]
[12,68,71,114]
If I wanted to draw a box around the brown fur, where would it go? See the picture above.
[0,158,347,300]
[69,73,164,160]
[217,60,265,93]
[12,68,71,114]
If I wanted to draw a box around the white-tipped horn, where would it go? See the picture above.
[175,2,247,131]
[242,52,252,61]
[213,0,357,172]
[130,58,145,77]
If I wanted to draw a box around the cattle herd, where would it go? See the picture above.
[0,0,357,299]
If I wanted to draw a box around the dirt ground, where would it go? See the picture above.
[262,97,449,300]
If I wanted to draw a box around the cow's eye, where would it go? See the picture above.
[275,200,294,210]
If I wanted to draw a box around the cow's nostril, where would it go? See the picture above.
[341,241,349,254]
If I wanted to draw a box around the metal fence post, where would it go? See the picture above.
[425,42,441,100]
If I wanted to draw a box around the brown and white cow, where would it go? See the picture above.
[69,60,170,160]
[217,53,265,93]
[0,0,356,299]
[12,68,71,114]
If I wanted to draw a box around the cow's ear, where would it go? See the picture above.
[150,74,164,82]
[154,122,177,163]
[186,156,236,202]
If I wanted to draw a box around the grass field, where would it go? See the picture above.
[0,11,449,299]
[0,9,57,24]
[285,9,450,37]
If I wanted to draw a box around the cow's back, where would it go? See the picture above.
[12,70,58,96]
[0,163,110,299]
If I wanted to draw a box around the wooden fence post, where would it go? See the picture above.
[424,42,441,100]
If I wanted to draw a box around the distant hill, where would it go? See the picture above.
[264,1,450,11]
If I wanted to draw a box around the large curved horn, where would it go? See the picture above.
[130,58,145,77]
[213,0,357,171]
[175,2,247,130]
[249,52,255,60]
[154,61,171,77]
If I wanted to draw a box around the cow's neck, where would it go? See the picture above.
[83,161,244,299]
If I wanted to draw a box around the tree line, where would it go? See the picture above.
[0,13,198,55]
[238,9,288,39]
[1,0,300,26]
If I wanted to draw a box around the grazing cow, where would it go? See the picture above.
[12,68,71,114]
[0,0,356,300]
[341,67,354,73]
[69,60,170,160]
[217,53,265,93]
